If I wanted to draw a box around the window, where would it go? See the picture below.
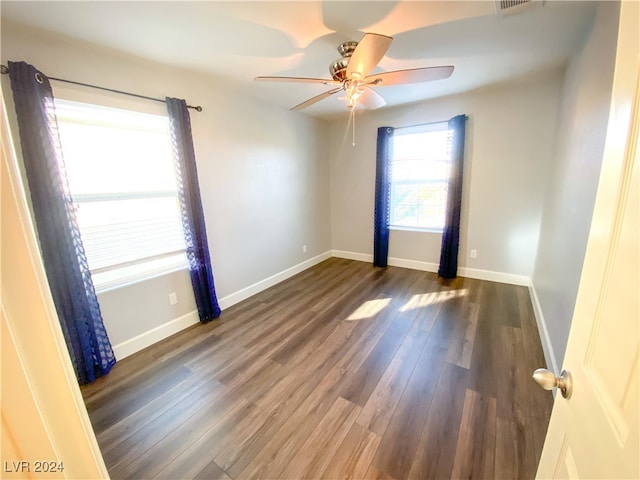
[389,121,452,231]
[54,100,187,292]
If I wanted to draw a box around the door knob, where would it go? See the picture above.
[532,368,573,399]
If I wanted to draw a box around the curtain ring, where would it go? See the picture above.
[387,127,392,133]
[35,72,44,84]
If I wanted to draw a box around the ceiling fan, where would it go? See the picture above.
[255,32,454,112]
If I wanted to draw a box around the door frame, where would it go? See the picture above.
[1,83,109,479]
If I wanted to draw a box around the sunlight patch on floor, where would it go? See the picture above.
[400,288,469,312]
[346,298,392,321]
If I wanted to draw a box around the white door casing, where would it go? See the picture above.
[1,79,109,478]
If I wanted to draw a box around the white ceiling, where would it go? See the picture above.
[1,1,596,118]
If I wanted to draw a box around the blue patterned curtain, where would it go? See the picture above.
[438,114,468,279]
[373,126,394,267]
[8,61,115,384]
[166,98,221,322]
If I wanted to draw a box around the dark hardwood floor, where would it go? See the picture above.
[82,258,553,480]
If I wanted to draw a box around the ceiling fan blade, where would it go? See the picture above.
[255,76,340,85]
[346,33,392,80]
[359,87,386,110]
[291,87,343,111]
[366,66,454,86]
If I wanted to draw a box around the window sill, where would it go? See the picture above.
[93,253,189,294]
[389,225,444,234]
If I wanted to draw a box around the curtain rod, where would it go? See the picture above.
[394,115,468,130]
[394,119,446,130]
[0,64,203,112]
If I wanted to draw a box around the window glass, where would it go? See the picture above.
[54,100,187,292]
[390,122,452,231]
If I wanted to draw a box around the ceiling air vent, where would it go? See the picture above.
[495,0,542,15]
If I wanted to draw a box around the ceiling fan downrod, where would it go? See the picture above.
[329,41,358,82]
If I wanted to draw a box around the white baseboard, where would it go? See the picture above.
[217,250,332,310]
[528,283,559,374]
[332,250,439,273]
[331,250,528,286]
[331,250,373,263]
[457,267,529,286]
[389,256,439,273]
[112,310,200,360]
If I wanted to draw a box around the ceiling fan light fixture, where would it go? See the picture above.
[345,78,364,108]
[347,91,362,108]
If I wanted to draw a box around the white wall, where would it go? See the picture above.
[328,69,563,283]
[531,2,620,372]
[1,22,331,356]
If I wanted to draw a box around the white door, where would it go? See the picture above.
[536,2,639,478]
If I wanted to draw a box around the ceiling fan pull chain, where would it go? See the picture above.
[352,108,356,146]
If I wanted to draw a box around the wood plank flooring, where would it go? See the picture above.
[82,258,553,480]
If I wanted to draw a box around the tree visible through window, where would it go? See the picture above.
[54,99,187,291]
[389,121,452,231]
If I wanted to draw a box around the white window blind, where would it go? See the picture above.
[389,122,453,231]
[54,100,187,291]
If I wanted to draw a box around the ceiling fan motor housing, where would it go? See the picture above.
[330,41,358,81]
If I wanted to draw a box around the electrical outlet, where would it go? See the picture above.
[303,245,307,253]
[470,249,477,259]
[169,292,178,305]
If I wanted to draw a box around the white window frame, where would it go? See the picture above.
[53,99,188,293]
[389,121,452,233]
